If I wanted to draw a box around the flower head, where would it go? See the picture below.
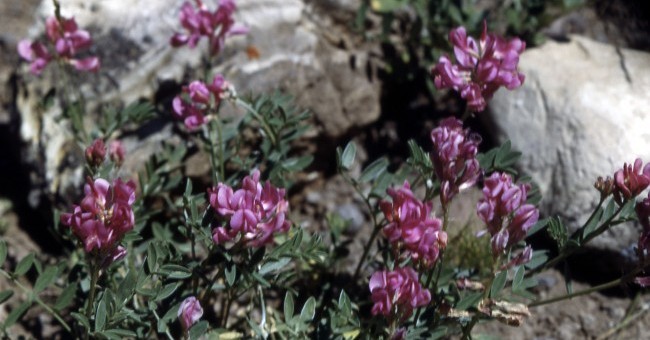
[172,74,230,130]
[369,267,431,321]
[18,15,99,75]
[477,172,538,256]
[60,177,136,265]
[109,140,126,165]
[208,169,290,247]
[171,0,248,56]
[178,296,203,332]
[613,158,650,205]
[636,192,650,260]
[432,22,525,112]
[431,118,481,206]
[380,182,446,268]
[85,138,106,167]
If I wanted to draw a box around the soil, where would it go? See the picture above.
[1,1,649,339]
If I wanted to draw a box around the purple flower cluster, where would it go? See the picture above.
[170,0,248,56]
[178,296,203,332]
[18,16,99,75]
[209,170,290,247]
[613,158,650,205]
[60,177,136,265]
[430,118,481,207]
[432,22,525,112]
[636,192,650,259]
[380,182,447,268]
[172,74,229,130]
[477,172,538,256]
[85,138,127,167]
[369,267,431,320]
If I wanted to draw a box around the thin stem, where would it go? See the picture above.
[235,99,277,147]
[0,269,72,333]
[529,265,643,308]
[84,258,99,340]
[214,117,226,182]
[221,290,233,328]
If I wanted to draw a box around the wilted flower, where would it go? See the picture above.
[171,0,248,56]
[431,22,525,112]
[178,296,203,332]
[60,177,136,264]
[430,118,481,207]
[85,138,106,167]
[380,182,447,268]
[208,169,290,247]
[594,176,615,199]
[17,15,99,75]
[172,74,230,130]
[613,158,650,205]
[477,172,538,256]
[109,140,126,165]
[369,267,431,321]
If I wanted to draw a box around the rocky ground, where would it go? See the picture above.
[1,0,650,339]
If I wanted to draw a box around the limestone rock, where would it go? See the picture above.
[487,35,650,253]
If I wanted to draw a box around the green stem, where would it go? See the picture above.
[352,224,382,282]
[529,265,644,308]
[214,117,226,182]
[0,269,72,333]
[528,199,621,276]
[235,99,277,147]
[84,259,99,336]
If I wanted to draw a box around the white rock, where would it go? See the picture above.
[487,35,650,252]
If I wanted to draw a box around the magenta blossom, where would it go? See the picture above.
[432,22,525,112]
[431,118,481,207]
[109,140,126,165]
[60,177,136,264]
[380,182,447,268]
[178,296,203,332]
[172,74,229,130]
[613,158,650,205]
[85,138,106,167]
[636,192,650,260]
[171,0,248,56]
[477,172,538,256]
[208,169,290,247]
[369,267,431,321]
[18,15,99,75]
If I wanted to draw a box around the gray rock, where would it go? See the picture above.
[487,35,650,253]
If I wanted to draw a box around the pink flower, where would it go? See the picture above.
[432,22,525,112]
[85,139,106,167]
[172,74,229,130]
[636,192,650,259]
[60,177,136,264]
[380,182,446,268]
[369,267,431,321]
[17,15,99,75]
[208,169,290,247]
[178,296,203,332]
[109,140,126,165]
[477,172,538,256]
[431,118,481,206]
[613,158,650,205]
[171,0,248,56]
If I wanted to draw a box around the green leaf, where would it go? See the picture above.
[618,199,637,220]
[55,284,77,310]
[156,282,182,301]
[117,270,137,306]
[0,290,13,304]
[525,250,549,270]
[582,206,604,240]
[512,266,525,290]
[338,290,351,314]
[33,266,58,294]
[547,217,568,249]
[282,156,313,171]
[147,243,158,273]
[359,158,389,183]
[259,257,291,276]
[456,292,483,310]
[189,320,209,340]
[102,329,137,338]
[0,240,7,265]
[340,142,357,170]
[284,292,294,321]
[490,270,508,298]
[225,265,237,287]
[14,253,35,276]
[95,298,107,331]
[71,312,90,331]
[602,199,617,222]
[4,301,31,328]
[299,297,316,322]
[526,218,548,237]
